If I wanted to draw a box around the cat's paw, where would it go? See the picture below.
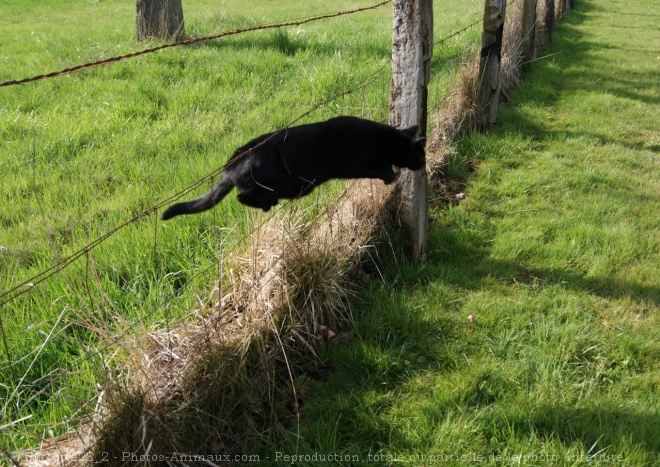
[260,200,278,212]
[381,171,397,184]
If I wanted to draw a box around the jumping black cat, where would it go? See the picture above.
[161,116,426,220]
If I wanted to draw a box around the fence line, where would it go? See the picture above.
[0,1,494,389]
[0,2,495,310]
[0,178,362,431]
[0,0,552,371]
[0,0,391,88]
[1,0,502,90]
[1,0,568,458]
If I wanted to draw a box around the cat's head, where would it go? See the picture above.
[394,125,426,171]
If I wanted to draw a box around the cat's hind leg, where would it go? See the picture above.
[237,190,277,212]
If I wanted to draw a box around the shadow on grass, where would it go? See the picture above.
[197,28,391,61]
[266,0,660,459]
[505,404,660,455]
[426,224,660,307]
[297,229,660,457]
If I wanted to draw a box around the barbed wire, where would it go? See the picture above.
[0,0,495,367]
[0,0,527,89]
[0,0,490,372]
[433,0,524,46]
[0,0,541,459]
[0,63,388,310]
[0,177,362,430]
[434,17,483,45]
[0,0,390,88]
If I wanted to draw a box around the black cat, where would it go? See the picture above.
[161,116,426,220]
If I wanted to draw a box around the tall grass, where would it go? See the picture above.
[0,0,484,457]
[269,0,660,464]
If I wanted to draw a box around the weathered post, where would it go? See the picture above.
[557,0,566,20]
[389,0,433,259]
[540,0,555,46]
[522,0,538,64]
[136,0,185,41]
[476,0,507,128]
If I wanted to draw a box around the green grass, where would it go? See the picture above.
[0,0,483,453]
[266,0,660,465]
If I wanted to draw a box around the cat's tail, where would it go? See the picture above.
[161,174,234,220]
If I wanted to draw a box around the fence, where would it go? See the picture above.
[0,0,572,463]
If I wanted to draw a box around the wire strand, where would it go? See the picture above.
[0,1,390,88]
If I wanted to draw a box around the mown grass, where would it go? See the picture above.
[267,0,660,465]
[0,0,484,454]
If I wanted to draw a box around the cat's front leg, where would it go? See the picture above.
[348,164,396,184]
[380,169,396,184]
[366,165,396,184]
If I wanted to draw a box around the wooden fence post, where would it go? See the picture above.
[557,0,566,20]
[389,0,433,259]
[540,0,555,46]
[136,0,186,41]
[476,0,507,128]
[522,0,538,64]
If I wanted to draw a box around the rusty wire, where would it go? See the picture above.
[434,17,483,45]
[0,0,390,88]
[0,178,362,429]
[0,0,489,308]
[0,62,388,309]
[0,0,501,444]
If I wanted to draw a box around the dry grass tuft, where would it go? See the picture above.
[428,54,480,157]
[85,180,393,462]
[500,0,526,100]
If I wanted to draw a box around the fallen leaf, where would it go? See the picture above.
[319,325,336,341]
[289,400,300,415]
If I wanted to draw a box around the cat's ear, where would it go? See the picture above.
[412,136,426,147]
[403,125,419,137]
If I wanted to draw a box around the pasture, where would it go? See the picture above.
[1,0,658,464]
[1,0,481,455]
[270,0,660,464]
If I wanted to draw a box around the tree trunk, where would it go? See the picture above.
[136,0,185,42]
[389,0,433,259]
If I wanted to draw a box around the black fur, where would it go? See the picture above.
[161,116,426,220]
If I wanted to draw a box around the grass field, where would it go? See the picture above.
[2,0,657,463]
[0,0,484,454]
[264,0,660,465]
